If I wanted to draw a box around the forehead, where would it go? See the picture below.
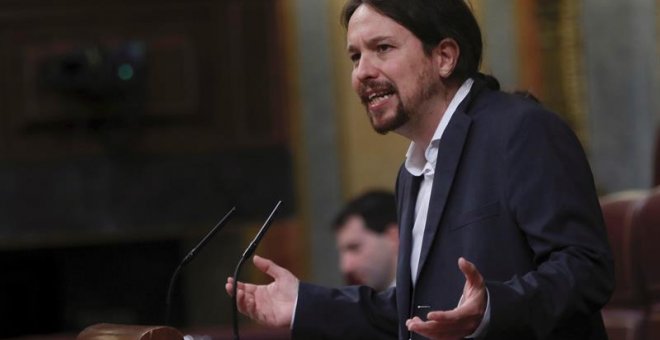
[346,4,413,49]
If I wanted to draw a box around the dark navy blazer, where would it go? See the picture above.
[292,79,614,340]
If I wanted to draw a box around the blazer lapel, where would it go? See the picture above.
[413,77,491,281]
[415,110,472,281]
[396,167,421,323]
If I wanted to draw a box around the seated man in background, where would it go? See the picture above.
[333,190,398,291]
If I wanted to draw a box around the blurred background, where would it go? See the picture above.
[0,0,658,338]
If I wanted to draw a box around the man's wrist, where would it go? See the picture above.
[466,288,490,338]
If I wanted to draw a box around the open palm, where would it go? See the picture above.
[226,255,299,328]
[406,257,487,339]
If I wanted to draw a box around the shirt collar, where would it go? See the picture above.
[405,78,474,176]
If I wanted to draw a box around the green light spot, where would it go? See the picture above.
[118,64,134,80]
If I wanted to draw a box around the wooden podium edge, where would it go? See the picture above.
[77,323,184,340]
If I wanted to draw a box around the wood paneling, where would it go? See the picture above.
[0,0,290,161]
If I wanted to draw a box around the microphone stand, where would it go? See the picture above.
[166,206,236,324]
[232,201,282,340]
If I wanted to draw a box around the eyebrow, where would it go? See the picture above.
[347,35,393,52]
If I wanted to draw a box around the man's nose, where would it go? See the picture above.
[353,55,378,82]
[340,255,355,273]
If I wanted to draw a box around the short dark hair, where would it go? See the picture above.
[333,190,397,234]
[341,0,483,82]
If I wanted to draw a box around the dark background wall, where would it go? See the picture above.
[0,0,295,337]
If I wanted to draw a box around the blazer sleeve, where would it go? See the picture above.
[291,283,398,340]
[486,107,614,338]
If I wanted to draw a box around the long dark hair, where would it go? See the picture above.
[341,0,483,82]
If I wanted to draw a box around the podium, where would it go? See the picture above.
[76,323,291,340]
[77,323,184,340]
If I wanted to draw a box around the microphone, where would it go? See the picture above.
[166,206,236,324]
[232,200,282,340]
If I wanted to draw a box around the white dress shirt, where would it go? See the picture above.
[404,78,473,284]
[403,78,490,338]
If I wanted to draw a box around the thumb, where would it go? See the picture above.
[458,257,482,287]
[253,255,289,280]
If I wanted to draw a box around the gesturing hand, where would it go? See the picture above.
[406,257,487,340]
[225,255,300,328]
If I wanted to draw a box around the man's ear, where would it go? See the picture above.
[385,223,399,247]
[432,38,460,79]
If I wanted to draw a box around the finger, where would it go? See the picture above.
[235,286,259,315]
[427,309,461,323]
[253,255,290,280]
[227,277,258,294]
[458,257,483,286]
[405,316,423,328]
[225,277,241,296]
[409,313,475,339]
[227,277,240,288]
[428,301,485,334]
[235,289,247,313]
[407,319,440,336]
[241,290,257,317]
[225,277,240,289]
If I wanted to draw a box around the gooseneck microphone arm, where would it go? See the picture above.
[166,206,236,324]
[232,200,282,340]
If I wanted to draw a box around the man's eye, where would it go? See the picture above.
[350,53,361,64]
[377,44,392,53]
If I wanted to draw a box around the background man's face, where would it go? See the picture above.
[335,215,397,291]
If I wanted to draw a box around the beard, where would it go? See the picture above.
[359,68,441,135]
[372,101,409,135]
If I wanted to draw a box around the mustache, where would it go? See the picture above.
[358,80,397,104]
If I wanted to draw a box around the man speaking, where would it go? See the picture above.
[227,0,614,339]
